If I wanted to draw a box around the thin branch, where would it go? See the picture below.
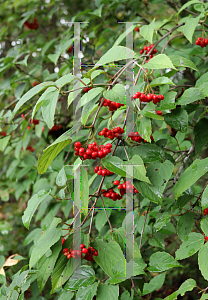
[100,195,114,233]
[174,144,195,184]
[161,34,182,54]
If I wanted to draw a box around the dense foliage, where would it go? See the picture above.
[1,0,208,299]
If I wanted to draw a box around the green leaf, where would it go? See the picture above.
[79,87,103,109]
[194,118,208,153]
[13,82,57,115]
[95,210,111,232]
[146,160,174,194]
[41,87,59,129]
[138,116,152,142]
[37,241,61,292]
[175,232,204,260]
[142,273,166,295]
[147,252,182,272]
[168,55,198,71]
[37,129,73,174]
[177,212,195,241]
[178,278,196,296]
[144,54,176,70]
[164,107,188,132]
[196,72,208,88]
[173,158,208,199]
[177,88,204,105]
[113,24,134,47]
[182,15,201,44]
[103,84,125,105]
[177,0,204,16]
[160,91,177,110]
[102,155,150,183]
[81,96,99,125]
[76,282,98,300]
[15,54,30,66]
[201,218,208,236]
[202,185,208,210]
[96,284,119,300]
[56,167,67,186]
[150,76,175,87]
[93,239,125,283]
[68,78,90,107]
[154,212,171,231]
[22,190,50,230]
[58,291,74,300]
[81,168,89,216]
[140,19,155,44]
[149,233,165,250]
[139,102,164,120]
[64,265,95,290]
[0,136,11,152]
[96,46,135,66]
[14,83,27,99]
[55,74,74,89]
[29,217,62,268]
[134,181,162,204]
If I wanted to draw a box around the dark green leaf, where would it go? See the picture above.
[142,273,166,295]
[147,252,182,272]
[76,282,98,300]
[164,107,188,132]
[64,265,95,290]
[175,232,204,260]
[177,212,195,241]
[173,158,208,199]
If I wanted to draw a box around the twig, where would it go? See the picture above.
[121,139,129,161]
[100,195,114,233]
[173,144,195,184]
[161,34,182,54]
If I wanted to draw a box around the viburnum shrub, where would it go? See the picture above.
[2,1,208,299]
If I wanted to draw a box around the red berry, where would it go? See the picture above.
[74,142,81,148]
[63,248,68,253]
[82,248,88,254]
[114,180,120,185]
[67,253,72,259]
[62,238,65,245]
[80,244,85,249]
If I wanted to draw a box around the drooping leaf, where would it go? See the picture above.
[164,107,188,132]
[64,265,95,290]
[175,232,204,260]
[96,283,119,300]
[29,217,62,268]
[177,88,204,105]
[198,243,208,281]
[142,273,166,295]
[140,19,155,44]
[22,190,50,230]
[76,282,98,300]
[177,212,195,241]
[144,54,176,70]
[147,252,182,272]
[173,158,208,199]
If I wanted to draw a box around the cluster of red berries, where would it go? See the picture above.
[133,92,164,104]
[26,145,35,152]
[101,180,139,201]
[63,244,98,261]
[114,180,139,193]
[140,44,158,57]
[67,46,73,53]
[74,141,112,160]
[30,118,39,125]
[83,87,92,93]
[94,166,114,176]
[0,131,6,137]
[102,188,122,201]
[195,37,208,48]
[32,81,40,87]
[204,208,208,216]
[155,110,162,115]
[101,98,125,111]
[48,124,62,134]
[128,132,154,143]
[98,127,125,139]
[24,18,39,30]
